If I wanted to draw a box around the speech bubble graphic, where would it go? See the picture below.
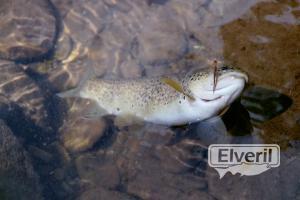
[208,144,280,178]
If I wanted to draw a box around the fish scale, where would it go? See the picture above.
[83,77,180,114]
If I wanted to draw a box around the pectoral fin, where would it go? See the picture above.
[57,87,80,98]
[161,77,195,101]
[114,114,144,128]
[82,105,108,120]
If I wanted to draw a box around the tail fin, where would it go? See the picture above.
[57,87,80,98]
[56,66,96,98]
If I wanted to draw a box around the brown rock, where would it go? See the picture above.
[137,10,187,66]
[0,0,57,61]
[0,120,43,200]
[61,117,106,152]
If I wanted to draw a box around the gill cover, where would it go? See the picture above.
[161,77,195,101]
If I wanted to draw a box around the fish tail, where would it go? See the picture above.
[56,88,80,98]
[57,66,96,98]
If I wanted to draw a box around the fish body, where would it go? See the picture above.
[59,66,248,125]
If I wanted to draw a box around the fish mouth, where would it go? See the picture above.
[212,71,248,91]
[196,71,247,103]
[220,71,248,81]
[199,95,222,102]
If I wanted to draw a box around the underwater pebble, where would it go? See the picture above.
[61,117,107,153]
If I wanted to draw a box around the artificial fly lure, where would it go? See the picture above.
[212,60,219,93]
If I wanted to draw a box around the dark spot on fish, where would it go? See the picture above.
[117,108,120,111]
[179,100,181,104]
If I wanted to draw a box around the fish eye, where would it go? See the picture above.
[221,65,232,71]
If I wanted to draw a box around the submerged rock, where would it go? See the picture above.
[60,100,107,153]
[241,86,293,122]
[0,120,43,200]
[0,61,50,129]
[137,10,188,66]
[0,0,57,61]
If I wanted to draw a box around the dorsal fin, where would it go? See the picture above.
[161,77,195,101]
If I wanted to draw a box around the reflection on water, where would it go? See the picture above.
[241,86,293,123]
[0,0,299,199]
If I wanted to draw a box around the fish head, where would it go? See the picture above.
[188,66,248,112]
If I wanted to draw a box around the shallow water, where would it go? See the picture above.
[0,0,299,199]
